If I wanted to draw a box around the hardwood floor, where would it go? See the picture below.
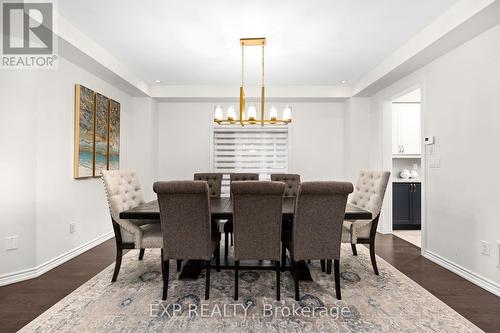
[1,235,499,332]
[0,240,120,332]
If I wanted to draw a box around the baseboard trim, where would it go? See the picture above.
[424,249,500,297]
[0,231,114,287]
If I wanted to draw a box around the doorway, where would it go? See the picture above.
[390,88,422,248]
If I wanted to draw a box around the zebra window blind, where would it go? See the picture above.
[212,126,289,195]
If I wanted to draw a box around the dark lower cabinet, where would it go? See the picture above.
[393,182,421,230]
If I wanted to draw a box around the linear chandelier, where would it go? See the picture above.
[214,37,292,126]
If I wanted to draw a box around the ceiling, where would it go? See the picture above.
[58,0,458,86]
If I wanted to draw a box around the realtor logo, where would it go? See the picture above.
[1,1,58,69]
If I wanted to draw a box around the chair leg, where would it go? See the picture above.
[334,259,341,300]
[111,248,123,282]
[351,243,358,256]
[370,241,379,275]
[224,233,229,262]
[138,248,145,260]
[320,259,326,273]
[161,251,169,300]
[281,242,287,272]
[230,232,233,246]
[215,243,221,272]
[234,260,239,300]
[326,259,332,275]
[176,260,182,272]
[205,260,211,300]
[293,260,300,301]
[275,260,281,301]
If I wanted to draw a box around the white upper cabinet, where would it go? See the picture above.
[392,103,421,155]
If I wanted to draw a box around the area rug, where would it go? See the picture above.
[20,245,481,332]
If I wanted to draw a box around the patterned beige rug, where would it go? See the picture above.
[20,245,481,332]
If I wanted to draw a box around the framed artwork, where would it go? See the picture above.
[94,93,109,177]
[74,84,95,178]
[74,85,121,179]
[108,99,120,170]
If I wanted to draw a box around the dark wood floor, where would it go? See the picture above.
[1,234,499,332]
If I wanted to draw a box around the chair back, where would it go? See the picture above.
[231,181,285,261]
[292,181,353,261]
[230,173,259,197]
[349,171,390,219]
[271,174,301,197]
[194,173,223,197]
[102,170,144,245]
[153,181,212,260]
[230,173,259,182]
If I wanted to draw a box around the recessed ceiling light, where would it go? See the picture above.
[155,79,161,83]
[341,80,347,84]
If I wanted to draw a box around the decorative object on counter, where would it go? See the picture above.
[400,169,411,179]
[410,164,418,178]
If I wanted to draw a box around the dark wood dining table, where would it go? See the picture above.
[120,197,372,221]
[120,197,372,280]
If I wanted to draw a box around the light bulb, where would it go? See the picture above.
[214,105,223,121]
[227,106,236,121]
[270,106,277,120]
[247,105,257,120]
[283,105,291,121]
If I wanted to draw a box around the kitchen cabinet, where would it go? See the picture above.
[393,182,421,229]
[392,103,421,155]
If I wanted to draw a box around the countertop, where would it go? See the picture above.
[392,178,422,183]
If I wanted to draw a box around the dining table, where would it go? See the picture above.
[120,197,372,280]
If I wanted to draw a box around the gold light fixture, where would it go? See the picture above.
[214,37,292,126]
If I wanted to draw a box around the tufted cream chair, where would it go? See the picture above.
[102,170,162,281]
[342,170,390,275]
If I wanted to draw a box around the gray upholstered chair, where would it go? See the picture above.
[102,170,162,282]
[153,181,221,300]
[223,173,259,261]
[271,174,301,197]
[193,173,223,197]
[231,181,285,300]
[342,171,390,275]
[284,181,353,300]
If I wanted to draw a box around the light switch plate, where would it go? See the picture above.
[69,222,76,234]
[5,236,18,250]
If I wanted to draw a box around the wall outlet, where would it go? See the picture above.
[5,236,18,250]
[481,241,490,256]
[69,222,76,234]
[497,241,500,268]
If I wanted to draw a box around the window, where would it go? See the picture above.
[212,126,290,195]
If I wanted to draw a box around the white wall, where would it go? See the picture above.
[157,102,345,181]
[369,23,500,293]
[0,57,157,279]
[0,71,38,275]
[343,97,372,183]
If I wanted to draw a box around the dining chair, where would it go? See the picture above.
[231,181,285,300]
[102,170,163,282]
[153,180,221,300]
[342,170,390,275]
[284,181,353,301]
[223,173,259,261]
[193,173,223,197]
[270,174,301,197]
[271,174,301,262]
